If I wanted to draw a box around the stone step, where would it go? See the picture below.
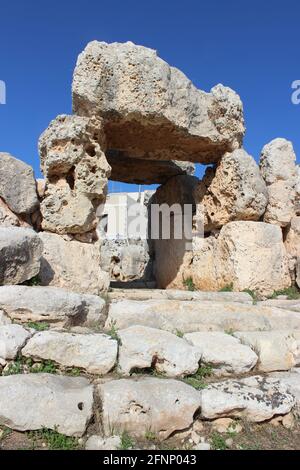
[108,288,253,303]
[106,299,300,333]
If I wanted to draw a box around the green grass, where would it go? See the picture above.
[66,368,82,377]
[119,431,135,450]
[175,329,184,338]
[27,322,50,331]
[219,283,234,292]
[28,427,79,450]
[0,426,12,441]
[30,360,57,374]
[211,432,228,450]
[183,376,207,390]
[107,322,121,344]
[271,286,300,300]
[3,360,22,376]
[243,289,258,304]
[145,430,156,441]
[183,365,212,390]
[183,277,196,292]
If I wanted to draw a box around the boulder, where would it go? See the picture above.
[200,375,295,422]
[117,325,201,377]
[194,149,268,231]
[0,152,38,215]
[39,114,111,234]
[22,331,117,375]
[0,324,32,362]
[100,239,150,282]
[0,374,93,436]
[0,285,105,326]
[73,41,245,165]
[214,221,290,296]
[184,332,257,375]
[106,299,300,333]
[235,331,298,372]
[39,232,110,294]
[0,198,30,228]
[260,139,297,227]
[270,369,300,418]
[98,377,200,439]
[0,227,43,285]
[259,299,300,312]
[85,435,121,451]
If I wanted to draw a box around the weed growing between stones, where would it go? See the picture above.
[271,286,300,300]
[243,289,258,304]
[219,283,234,292]
[183,277,196,292]
[28,427,80,450]
[26,322,50,331]
[22,275,40,287]
[119,431,135,450]
[210,432,228,450]
[183,365,213,390]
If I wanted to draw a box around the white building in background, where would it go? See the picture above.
[98,190,155,240]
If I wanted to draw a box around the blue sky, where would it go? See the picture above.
[0,0,299,193]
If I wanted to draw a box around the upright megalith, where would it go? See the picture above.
[72,41,245,166]
[260,138,298,227]
[39,115,111,235]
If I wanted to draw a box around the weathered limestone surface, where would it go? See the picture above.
[194,149,268,231]
[235,331,298,372]
[0,285,105,326]
[271,369,300,417]
[117,325,201,377]
[108,288,253,303]
[260,139,298,227]
[0,324,32,362]
[107,151,195,185]
[0,152,39,215]
[0,198,31,228]
[39,232,110,294]
[39,115,111,234]
[100,239,150,282]
[191,222,291,296]
[0,227,43,285]
[201,376,295,422]
[73,41,245,165]
[22,331,118,375]
[85,435,121,451]
[0,374,94,436]
[106,299,300,333]
[285,217,300,259]
[184,332,258,375]
[0,311,11,326]
[98,377,200,439]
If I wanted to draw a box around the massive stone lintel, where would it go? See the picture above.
[106,150,195,185]
[72,41,245,165]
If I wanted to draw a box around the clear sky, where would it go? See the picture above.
[0,0,299,193]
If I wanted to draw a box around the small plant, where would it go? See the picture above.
[31,360,57,374]
[175,329,184,338]
[211,432,228,450]
[0,426,12,441]
[27,322,50,331]
[3,360,22,376]
[271,286,300,300]
[119,431,134,450]
[28,427,79,450]
[23,275,40,287]
[219,283,234,292]
[183,277,196,292]
[145,430,156,441]
[224,328,235,336]
[67,368,81,377]
[107,322,121,344]
[196,364,213,379]
[183,376,207,390]
[243,289,258,304]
